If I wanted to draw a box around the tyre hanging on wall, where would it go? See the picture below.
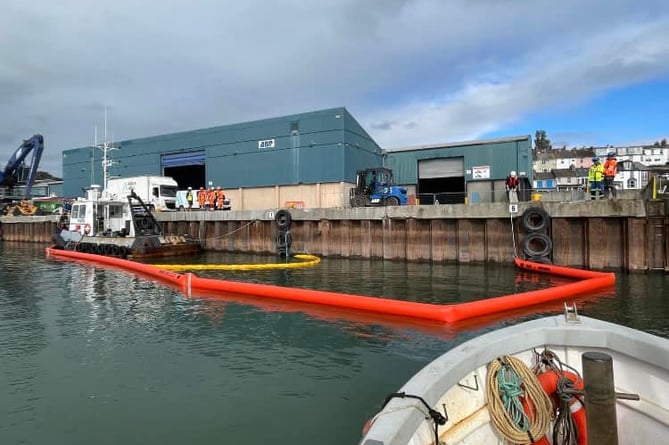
[276,246,288,259]
[526,255,553,264]
[275,231,292,249]
[521,207,550,233]
[275,209,292,230]
[522,232,553,258]
[274,209,293,258]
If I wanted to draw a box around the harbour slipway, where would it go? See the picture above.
[45,247,615,324]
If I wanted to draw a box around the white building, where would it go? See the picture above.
[595,146,669,167]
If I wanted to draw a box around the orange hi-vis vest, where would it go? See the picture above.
[604,158,617,177]
[207,190,217,206]
[216,189,226,206]
[197,190,206,206]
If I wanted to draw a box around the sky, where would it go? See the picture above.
[1,0,668,176]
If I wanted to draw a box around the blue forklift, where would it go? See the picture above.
[349,167,408,207]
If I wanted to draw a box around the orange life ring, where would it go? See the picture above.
[84,224,91,235]
[534,370,587,445]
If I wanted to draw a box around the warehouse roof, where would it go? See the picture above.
[385,135,531,153]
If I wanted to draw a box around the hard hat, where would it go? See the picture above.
[217,186,221,190]
[510,171,517,177]
[188,186,192,190]
[607,152,616,158]
[592,156,600,162]
[199,186,204,190]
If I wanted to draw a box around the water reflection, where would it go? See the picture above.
[1,244,666,445]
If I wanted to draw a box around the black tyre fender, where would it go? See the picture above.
[525,255,553,264]
[276,246,289,259]
[521,207,550,232]
[275,209,292,230]
[522,233,553,258]
[275,231,292,248]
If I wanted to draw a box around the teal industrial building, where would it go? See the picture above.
[61,107,533,209]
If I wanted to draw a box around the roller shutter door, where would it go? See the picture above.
[418,157,464,178]
[161,151,206,168]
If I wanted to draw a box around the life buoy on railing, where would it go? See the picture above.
[84,224,91,235]
[522,232,553,258]
[535,370,587,445]
[521,207,550,232]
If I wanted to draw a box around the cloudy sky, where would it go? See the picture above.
[2,0,668,176]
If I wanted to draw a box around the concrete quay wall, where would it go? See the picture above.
[2,200,667,272]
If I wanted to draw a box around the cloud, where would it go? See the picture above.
[371,15,669,148]
[0,0,668,175]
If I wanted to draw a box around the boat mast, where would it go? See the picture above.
[95,106,119,191]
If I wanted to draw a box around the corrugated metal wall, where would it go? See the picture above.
[62,108,385,198]
[385,136,533,185]
[61,109,530,202]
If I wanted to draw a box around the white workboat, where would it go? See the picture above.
[360,309,669,445]
[52,185,200,259]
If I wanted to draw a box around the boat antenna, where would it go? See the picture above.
[95,106,120,191]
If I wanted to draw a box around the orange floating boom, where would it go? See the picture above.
[46,248,615,324]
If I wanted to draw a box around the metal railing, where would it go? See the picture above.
[415,188,644,205]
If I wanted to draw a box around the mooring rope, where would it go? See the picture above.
[510,211,520,258]
[203,219,258,241]
[486,355,553,445]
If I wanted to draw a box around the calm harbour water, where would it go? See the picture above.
[1,242,667,445]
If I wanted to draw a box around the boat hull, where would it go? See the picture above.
[360,316,669,445]
[52,230,201,259]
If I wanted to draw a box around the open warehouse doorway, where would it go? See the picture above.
[161,151,206,189]
[417,157,466,204]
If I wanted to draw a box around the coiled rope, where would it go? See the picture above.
[533,349,584,445]
[486,355,553,444]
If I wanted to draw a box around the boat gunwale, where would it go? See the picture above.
[361,315,669,445]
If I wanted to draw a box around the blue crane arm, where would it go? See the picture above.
[0,134,44,198]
